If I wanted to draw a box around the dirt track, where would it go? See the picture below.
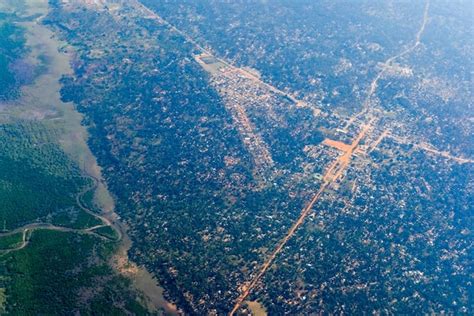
[229,1,431,313]
[229,120,373,315]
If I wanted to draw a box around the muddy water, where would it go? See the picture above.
[114,227,179,315]
[1,0,178,314]
[246,301,268,316]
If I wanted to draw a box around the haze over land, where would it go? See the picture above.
[0,0,472,315]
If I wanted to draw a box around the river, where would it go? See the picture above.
[1,0,178,314]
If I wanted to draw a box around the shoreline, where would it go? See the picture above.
[2,0,179,314]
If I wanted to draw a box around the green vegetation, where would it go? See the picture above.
[93,225,119,241]
[51,206,102,229]
[0,122,150,314]
[47,0,473,314]
[0,230,148,315]
[2,0,470,314]
[0,122,89,230]
[0,2,153,313]
[0,233,22,251]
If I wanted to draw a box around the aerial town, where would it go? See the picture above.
[0,0,472,314]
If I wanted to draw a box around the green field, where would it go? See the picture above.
[0,122,150,314]
[0,230,149,315]
[0,122,90,230]
[0,0,156,313]
[0,233,22,251]
[93,225,120,241]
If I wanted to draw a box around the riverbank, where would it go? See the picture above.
[0,0,178,313]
